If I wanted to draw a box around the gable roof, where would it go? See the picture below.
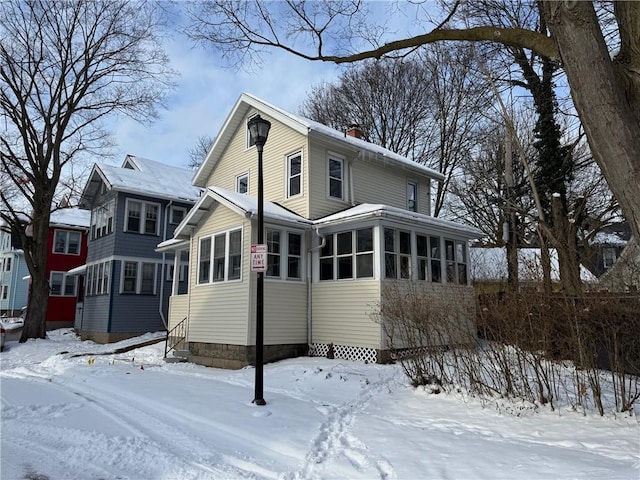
[166,186,312,242]
[193,92,445,187]
[80,155,201,206]
[49,208,91,229]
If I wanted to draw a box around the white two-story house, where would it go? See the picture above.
[158,93,482,368]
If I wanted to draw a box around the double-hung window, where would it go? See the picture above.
[50,272,77,296]
[266,229,303,280]
[445,240,456,283]
[53,229,82,255]
[170,206,186,225]
[121,261,156,294]
[328,156,344,200]
[1,285,8,300]
[197,228,243,284]
[430,236,442,283]
[417,234,429,280]
[287,152,302,198]
[125,199,159,235]
[4,257,11,272]
[319,228,374,281]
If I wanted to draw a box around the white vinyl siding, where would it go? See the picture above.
[311,281,381,348]
[187,203,251,345]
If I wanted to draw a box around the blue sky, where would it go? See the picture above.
[111,20,342,170]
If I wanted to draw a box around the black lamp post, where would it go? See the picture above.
[247,114,271,406]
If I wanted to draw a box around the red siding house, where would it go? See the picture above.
[46,208,90,329]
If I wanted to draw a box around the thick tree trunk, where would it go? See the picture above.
[543,2,640,242]
[551,194,582,295]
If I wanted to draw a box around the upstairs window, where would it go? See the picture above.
[407,181,418,212]
[328,156,344,200]
[53,229,82,255]
[236,173,249,194]
[170,206,186,225]
[125,199,159,235]
[287,152,302,198]
[91,200,114,239]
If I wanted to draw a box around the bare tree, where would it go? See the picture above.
[185,1,640,284]
[0,0,176,341]
[188,135,215,170]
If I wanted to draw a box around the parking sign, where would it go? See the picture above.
[250,244,267,272]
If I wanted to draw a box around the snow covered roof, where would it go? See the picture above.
[49,208,91,229]
[168,187,312,242]
[82,155,201,205]
[193,93,445,187]
[470,247,598,283]
[315,204,484,239]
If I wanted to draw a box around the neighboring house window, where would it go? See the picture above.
[91,200,114,239]
[120,261,156,294]
[430,236,442,283]
[166,264,187,282]
[603,247,617,269]
[328,156,344,200]
[287,152,302,198]
[4,257,11,272]
[407,181,418,212]
[170,206,186,225]
[1,285,8,300]
[266,229,303,280]
[50,271,77,296]
[319,228,373,281]
[236,173,249,194]
[125,199,159,235]
[384,228,411,279]
[53,229,81,255]
[86,262,110,296]
[197,228,243,284]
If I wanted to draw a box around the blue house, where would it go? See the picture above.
[77,155,201,343]
[0,221,30,317]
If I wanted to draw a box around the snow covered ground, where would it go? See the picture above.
[1,330,638,480]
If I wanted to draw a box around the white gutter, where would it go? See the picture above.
[158,200,173,330]
[306,227,327,347]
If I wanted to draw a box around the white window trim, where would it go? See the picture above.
[53,229,82,255]
[236,172,250,195]
[119,260,157,294]
[170,206,187,225]
[195,227,244,285]
[49,271,77,297]
[124,198,161,235]
[286,151,303,199]
[327,154,345,201]
[265,228,304,281]
[91,200,114,240]
[86,260,112,296]
[318,228,374,282]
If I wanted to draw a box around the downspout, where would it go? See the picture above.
[307,227,326,347]
[159,201,172,330]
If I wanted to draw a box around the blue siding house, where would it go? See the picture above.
[0,222,30,317]
[77,155,200,343]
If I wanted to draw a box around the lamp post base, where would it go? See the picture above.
[253,398,267,406]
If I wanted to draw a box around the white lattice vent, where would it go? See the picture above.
[309,343,377,364]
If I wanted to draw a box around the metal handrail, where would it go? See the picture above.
[164,317,188,358]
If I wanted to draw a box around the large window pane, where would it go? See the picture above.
[337,232,352,255]
[337,256,353,279]
[123,261,137,293]
[267,230,280,278]
[68,232,81,254]
[356,253,373,278]
[141,263,155,294]
[145,204,158,234]
[357,228,373,252]
[127,201,141,232]
[328,158,343,199]
[64,276,77,296]
[287,233,301,279]
[288,154,302,197]
[50,272,63,295]
[54,231,67,253]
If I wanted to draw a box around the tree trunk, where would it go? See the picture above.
[551,194,582,295]
[543,2,640,242]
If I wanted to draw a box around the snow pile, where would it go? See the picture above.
[1,330,638,479]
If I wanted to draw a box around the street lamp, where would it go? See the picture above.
[247,114,271,406]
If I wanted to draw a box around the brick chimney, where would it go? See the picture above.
[346,124,363,139]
